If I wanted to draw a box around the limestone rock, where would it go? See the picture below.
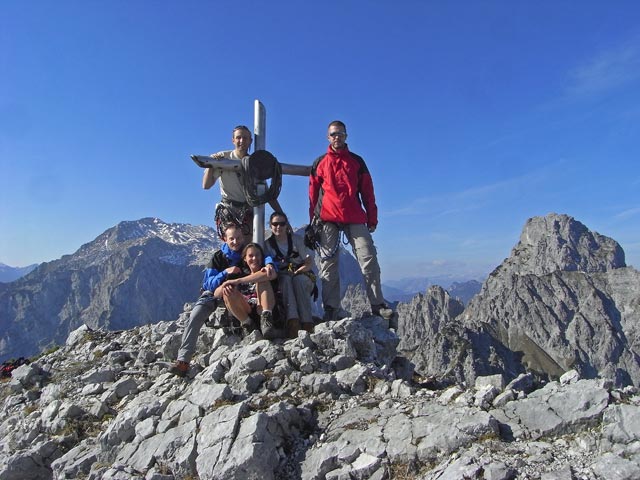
[499,213,625,276]
[398,213,640,388]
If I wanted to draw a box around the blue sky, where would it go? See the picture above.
[1,1,639,281]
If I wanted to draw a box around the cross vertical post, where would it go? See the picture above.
[190,101,312,243]
[253,100,267,245]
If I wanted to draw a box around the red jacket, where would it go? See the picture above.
[309,145,378,228]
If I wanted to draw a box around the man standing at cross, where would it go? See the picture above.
[204,125,282,238]
[308,120,393,322]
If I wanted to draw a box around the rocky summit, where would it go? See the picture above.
[398,213,640,388]
[1,212,640,480]
[1,310,640,480]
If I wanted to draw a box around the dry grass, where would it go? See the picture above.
[388,460,433,479]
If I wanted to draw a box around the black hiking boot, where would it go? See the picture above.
[260,310,275,339]
[240,318,255,337]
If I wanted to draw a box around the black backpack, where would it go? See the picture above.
[241,150,282,206]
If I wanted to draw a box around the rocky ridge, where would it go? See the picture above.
[2,309,640,480]
[1,212,639,479]
[398,213,640,388]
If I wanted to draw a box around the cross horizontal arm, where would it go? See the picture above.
[190,155,311,177]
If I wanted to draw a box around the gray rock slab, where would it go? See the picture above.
[383,413,417,463]
[413,408,498,463]
[196,402,246,477]
[602,404,640,445]
[335,365,369,394]
[187,382,232,409]
[540,465,573,480]
[119,419,198,474]
[50,440,99,480]
[591,452,640,480]
[493,379,609,439]
[476,374,505,390]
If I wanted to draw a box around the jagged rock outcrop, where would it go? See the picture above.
[398,213,640,388]
[465,213,640,386]
[396,286,469,382]
[2,307,640,480]
[498,213,625,276]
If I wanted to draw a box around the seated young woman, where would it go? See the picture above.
[215,242,281,339]
[264,211,316,338]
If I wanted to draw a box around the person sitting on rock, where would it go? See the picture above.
[217,242,281,340]
[170,224,276,377]
[264,211,316,338]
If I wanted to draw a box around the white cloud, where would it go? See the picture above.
[614,207,640,220]
[382,164,553,219]
[565,38,640,99]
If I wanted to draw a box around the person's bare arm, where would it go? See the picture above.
[203,152,225,189]
[224,267,275,286]
[202,168,217,189]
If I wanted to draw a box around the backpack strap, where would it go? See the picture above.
[286,232,296,259]
[267,235,285,261]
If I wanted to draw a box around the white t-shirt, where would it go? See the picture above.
[211,150,247,204]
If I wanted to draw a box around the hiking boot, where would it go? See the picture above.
[372,304,394,321]
[260,310,275,339]
[322,306,337,322]
[240,318,255,336]
[389,314,398,330]
[169,360,189,378]
[287,318,301,339]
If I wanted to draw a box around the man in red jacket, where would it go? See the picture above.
[309,120,393,322]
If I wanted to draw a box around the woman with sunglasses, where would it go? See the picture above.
[264,211,316,337]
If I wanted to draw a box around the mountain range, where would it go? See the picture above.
[0,218,218,362]
[382,279,482,305]
[1,212,640,479]
[0,263,38,283]
[2,252,480,304]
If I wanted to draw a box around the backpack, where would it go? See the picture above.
[241,150,282,206]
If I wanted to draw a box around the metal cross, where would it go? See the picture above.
[191,100,311,244]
